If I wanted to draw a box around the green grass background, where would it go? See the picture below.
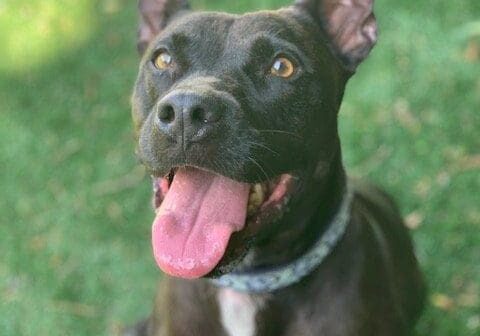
[1,0,479,335]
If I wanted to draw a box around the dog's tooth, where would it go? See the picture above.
[247,183,265,216]
[253,183,265,202]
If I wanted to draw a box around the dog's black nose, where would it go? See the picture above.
[156,92,224,147]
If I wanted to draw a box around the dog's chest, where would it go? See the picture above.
[217,288,265,336]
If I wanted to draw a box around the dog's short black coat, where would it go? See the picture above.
[128,0,426,335]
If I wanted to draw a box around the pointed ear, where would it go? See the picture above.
[137,0,190,55]
[295,0,377,71]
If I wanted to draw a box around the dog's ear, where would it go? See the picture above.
[137,0,190,55]
[294,0,377,71]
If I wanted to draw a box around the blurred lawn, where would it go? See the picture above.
[1,0,479,335]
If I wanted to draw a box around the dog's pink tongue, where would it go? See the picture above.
[152,167,250,279]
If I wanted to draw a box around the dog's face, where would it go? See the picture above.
[132,0,376,279]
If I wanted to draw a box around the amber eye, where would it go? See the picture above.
[270,57,295,78]
[153,51,173,70]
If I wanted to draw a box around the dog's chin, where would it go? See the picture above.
[149,165,297,279]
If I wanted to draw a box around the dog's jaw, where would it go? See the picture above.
[150,166,297,278]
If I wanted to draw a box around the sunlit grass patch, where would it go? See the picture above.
[0,0,95,73]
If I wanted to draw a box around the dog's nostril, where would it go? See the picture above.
[158,105,175,124]
[191,107,208,123]
[191,106,222,124]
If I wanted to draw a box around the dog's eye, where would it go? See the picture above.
[270,57,295,78]
[153,51,173,70]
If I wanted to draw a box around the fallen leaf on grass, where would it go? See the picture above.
[393,99,421,134]
[109,321,124,336]
[458,283,479,308]
[351,145,392,177]
[29,235,47,252]
[53,138,83,163]
[414,178,432,199]
[458,154,480,171]
[458,292,479,308]
[435,171,451,187]
[431,293,455,311]
[405,211,424,229]
[464,39,480,62]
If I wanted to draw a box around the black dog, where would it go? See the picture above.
[129,0,426,334]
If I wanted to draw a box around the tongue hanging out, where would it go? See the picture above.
[152,167,250,278]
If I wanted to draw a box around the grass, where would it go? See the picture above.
[0,0,479,335]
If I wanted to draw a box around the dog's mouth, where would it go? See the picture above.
[150,166,295,279]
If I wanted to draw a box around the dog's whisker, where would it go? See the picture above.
[247,156,271,182]
[247,141,280,157]
[257,129,303,140]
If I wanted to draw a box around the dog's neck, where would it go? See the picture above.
[212,179,351,292]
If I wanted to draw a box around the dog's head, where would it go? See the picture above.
[131,0,376,279]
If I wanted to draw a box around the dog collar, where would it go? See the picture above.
[211,183,354,293]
